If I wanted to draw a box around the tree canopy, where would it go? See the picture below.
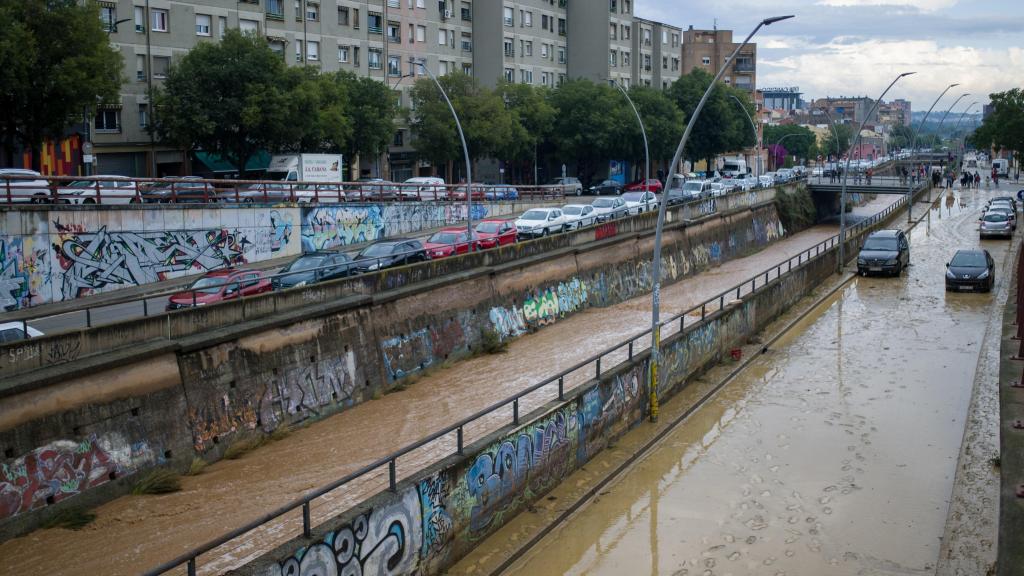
[970,89,1024,162]
[666,69,752,168]
[763,125,816,163]
[0,0,122,169]
[547,79,635,183]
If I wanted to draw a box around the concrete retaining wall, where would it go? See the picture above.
[0,200,539,312]
[0,198,786,537]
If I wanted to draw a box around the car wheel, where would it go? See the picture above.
[129,197,141,204]
[83,198,95,204]
[575,187,582,196]
[542,228,549,237]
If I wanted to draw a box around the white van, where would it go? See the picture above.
[721,158,748,179]
[402,176,447,200]
[992,159,1010,178]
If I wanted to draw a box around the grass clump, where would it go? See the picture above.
[479,328,509,354]
[41,507,96,530]
[132,469,182,495]
[775,185,817,233]
[223,426,291,460]
[185,456,208,476]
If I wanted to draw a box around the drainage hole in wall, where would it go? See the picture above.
[46,495,55,505]
[163,450,172,460]
[213,436,220,445]
[229,380,236,389]
[4,448,13,458]
[108,471,117,481]
[131,407,140,417]
[365,379,371,388]
[332,391,339,400]
[344,344,350,353]
[309,355,316,364]
[72,426,81,436]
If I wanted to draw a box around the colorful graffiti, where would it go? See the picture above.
[379,320,469,381]
[579,367,642,459]
[300,203,491,252]
[490,278,590,339]
[594,221,617,240]
[0,433,156,520]
[0,238,48,311]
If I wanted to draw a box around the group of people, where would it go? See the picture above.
[958,171,983,189]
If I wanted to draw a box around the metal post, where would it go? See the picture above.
[145,0,157,178]
[729,94,759,178]
[613,80,650,201]
[302,501,311,538]
[513,398,519,425]
[907,83,958,223]
[457,426,464,454]
[649,14,794,422]
[839,72,915,273]
[388,459,396,491]
[411,59,474,250]
[930,92,970,198]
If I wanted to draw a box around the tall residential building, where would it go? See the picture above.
[811,96,877,125]
[88,0,692,177]
[680,26,756,92]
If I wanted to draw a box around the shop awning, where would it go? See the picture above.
[193,150,271,173]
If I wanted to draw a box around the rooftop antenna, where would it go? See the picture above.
[714,18,717,30]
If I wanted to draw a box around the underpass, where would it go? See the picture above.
[471,185,1007,576]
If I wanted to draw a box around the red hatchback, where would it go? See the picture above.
[423,227,480,259]
[475,219,517,249]
[624,178,663,193]
[166,269,272,310]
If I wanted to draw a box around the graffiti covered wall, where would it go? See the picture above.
[0,206,301,310]
[300,203,491,252]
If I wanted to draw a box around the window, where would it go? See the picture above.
[151,8,168,32]
[662,56,667,69]
[702,56,711,65]
[662,30,668,44]
[136,54,146,80]
[461,32,472,52]
[387,21,400,43]
[643,54,651,71]
[100,5,116,32]
[94,109,121,133]
[623,25,630,40]
[609,0,617,12]
[368,48,382,69]
[672,33,679,47]
[387,0,399,7]
[523,11,532,27]
[338,44,349,62]
[503,38,513,57]
[557,46,565,64]
[306,2,319,21]
[388,55,400,76]
[393,130,404,146]
[541,14,549,30]
[240,19,259,35]
[462,63,472,74]
[368,12,382,34]
[609,50,617,66]
[503,7,513,26]
[267,0,284,18]
[152,56,170,79]
[671,57,679,71]
[524,40,532,56]
[461,2,471,21]
[353,8,359,28]
[218,16,227,38]
[439,60,449,75]
[642,29,651,46]
[622,52,630,66]
[541,71,550,86]
[609,24,616,40]
[352,46,360,65]
[416,25,425,42]
[557,18,566,36]
[438,28,447,45]
[134,6,144,32]
[540,43,549,58]
[504,68,514,82]
[269,39,285,56]
[295,39,303,62]
[624,0,631,13]
[521,69,532,84]
[416,0,424,7]
[338,6,349,25]
[138,103,149,129]
[307,40,319,61]
[195,14,211,36]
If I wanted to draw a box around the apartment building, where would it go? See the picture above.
[811,97,877,125]
[680,26,756,92]
[89,0,694,177]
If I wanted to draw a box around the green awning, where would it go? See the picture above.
[193,150,271,173]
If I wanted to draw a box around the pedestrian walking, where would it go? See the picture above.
[974,172,981,188]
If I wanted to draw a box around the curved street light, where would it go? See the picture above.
[409,58,475,249]
[648,14,794,423]
[817,106,843,164]
[906,82,958,223]
[952,101,979,158]
[728,94,761,178]
[839,71,915,273]
[613,80,651,196]
[930,92,969,155]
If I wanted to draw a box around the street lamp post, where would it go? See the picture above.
[930,92,969,196]
[410,58,474,249]
[728,94,760,178]
[839,72,915,273]
[648,14,794,423]
[613,80,650,197]
[817,106,842,171]
[952,102,979,158]
[907,83,958,223]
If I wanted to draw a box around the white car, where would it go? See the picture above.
[515,208,568,238]
[776,168,795,182]
[561,204,598,229]
[760,173,778,187]
[0,168,51,203]
[402,177,447,201]
[739,176,759,190]
[591,196,629,221]
[60,176,141,204]
[621,191,659,214]
[680,180,714,200]
[0,322,43,342]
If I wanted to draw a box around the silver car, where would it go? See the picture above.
[980,211,1013,239]
[590,196,629,221]
[561,204,598,229]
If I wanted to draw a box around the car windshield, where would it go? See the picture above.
[593,199,615,208]
[476,222,501,233]
[984,213,1008,222]
[683,182,703,191]
[429,232,459,244]
[622,193,644,201]
[284,256,327,272]
[521,210,548,220]
[951,252,987,267]
[862,237,898,251]
[360,243,398,257]
[190,276,229,294]
[562,206,583,215]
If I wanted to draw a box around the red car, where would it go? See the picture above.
[166,269,272,310]
[475,219,517,249]
[624,178,663,193]
[423,227,480,259]
[449,185,486,201]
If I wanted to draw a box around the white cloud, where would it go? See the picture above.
[815,0,956,11]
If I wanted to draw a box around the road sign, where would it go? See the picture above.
[82,142,94,155]
[1016,189,1024,202]
[83,154,95,164]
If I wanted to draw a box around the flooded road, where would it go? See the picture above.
[0,196,901,575]
[501,187,1009,576]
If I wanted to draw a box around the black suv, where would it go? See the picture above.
[352,239,427,272]
[857,229,910,276]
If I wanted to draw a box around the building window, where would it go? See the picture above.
[503,6,513,26]
[623,25,630,40]
[672,33,679,47]
[338,44,349,62]
[306,2,319,20]
[557,46,565,64]
[662,30,668,44]
[416,24,425,42]
[461,32,472,52]
[196,14,211,36]
[136,54,146,80]
[503,68,513,81]
[388,55,400,76]
[295,39,303,62]
[269,39,285,56]
[134,6,144,32]
[307,40,319,61]
[353,8,359,28]
[462,63,472,74]
[503,38,513,57]
[541,14,549,31]
[642,29,651,46]
[338,6,349,25]
[524,40,532,56]
[540,43,549,58]
[352,46,360,65]
[672,58,679,71]
[368,12,382,34]
[461,2,471,21]
[240,19,259,35]
[151,8,168,32]
[94,108,121,133]
[557,18,566,36]
[521,69,532,84]
[368,48,382,69]
[523,10,532,27]
[609,0,616,12]
[622,52,630,66]
[438,28,447,45]
[416,0,424,7]
[218,16,227,38]
[152,55,170,79]
[393,130,404,147]
[702,56,711,65]
[100,4,116,32]
[609,23,616,40]
[623,0,631,13]
[267,0,284,18]
[138,103,149,128]
[662,56,667,69]
[643,54,651,71]
[387,21,400,43]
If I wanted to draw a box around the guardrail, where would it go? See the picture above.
[0,174,566,205]
[142,182,916,576]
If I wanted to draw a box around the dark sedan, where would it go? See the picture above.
[145,177,216,203]
[352,238,427,272]
[589,179,623,196]
[273,252,356,290]
[945,249,994,292]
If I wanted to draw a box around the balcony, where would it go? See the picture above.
[734,62,755,72]
[266,0,283,19]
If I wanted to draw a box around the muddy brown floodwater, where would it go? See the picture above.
[0,196,899,575]
[501,187,1006,576]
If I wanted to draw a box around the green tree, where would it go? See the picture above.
[624,86,684,177]
[153,30,309,174]
[495,81,555,162]
[547,79,634,184]
[763,125,816,166]
[408,73,515,178]
[819,123,853,159]
[344,73,399,171]
[285,69,354,155]
[888,124,914,151]
[970,89,1024,164]
[666,69,752,171]
[0,0,122,169]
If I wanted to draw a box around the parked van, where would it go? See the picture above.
[721,157,748,179]
[992,159,1010,178]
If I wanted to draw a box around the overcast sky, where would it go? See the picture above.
[635,0,1024,111]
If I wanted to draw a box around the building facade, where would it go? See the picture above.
[679,26,756,92]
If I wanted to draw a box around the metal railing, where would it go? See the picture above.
[0,175,566,206]
[142,186,915,576]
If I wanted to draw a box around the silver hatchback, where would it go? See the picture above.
[980,211,1013,239]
